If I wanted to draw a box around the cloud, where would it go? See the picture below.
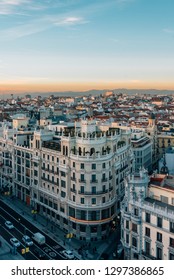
[0,14,88,40]
[0,0,45,15]
[53,16,88,26]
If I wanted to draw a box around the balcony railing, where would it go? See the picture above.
[78,190,108,195]
[79,179,86,183]
[102,178,107,182]
[71,177,76,182]
[70,188,77,194]
[90,179,98,183]
[141,251,156,260]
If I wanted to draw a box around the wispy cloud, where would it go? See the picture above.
[0,0,46,15]
[0,14,89,40]
[53,16,88,26]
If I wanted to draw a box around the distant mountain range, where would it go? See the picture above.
[0,88,174,99]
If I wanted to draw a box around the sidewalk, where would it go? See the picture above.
[1,195,118,260]
[0,236,23,260]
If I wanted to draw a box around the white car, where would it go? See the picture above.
[5,221,14,229]
[10,237,20,247]
[22,235,33,246]
[62,250,74,259]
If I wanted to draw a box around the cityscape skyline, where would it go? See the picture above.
[0,0,174,91]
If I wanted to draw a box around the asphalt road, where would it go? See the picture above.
[0,198,78,260]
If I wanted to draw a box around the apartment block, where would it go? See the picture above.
[121,170,174,260]
[0,118,133,241]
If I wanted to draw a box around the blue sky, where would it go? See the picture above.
[0,0,174,91]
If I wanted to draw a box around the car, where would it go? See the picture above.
[33,248,46,259]
[22,235,33,246]
[10,237,20,247]
[5,221,14,229]
[62,250,74,259]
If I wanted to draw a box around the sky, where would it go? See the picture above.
[0,0,174,92]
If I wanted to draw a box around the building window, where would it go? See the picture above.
[80,174,85,182]
[169,237,174,248]
[170,222,174,233]
[157,232,162,242]
[126,234,129,244]
[145,212,151,223]
[134,208,139,216]
[92,186,96,194]
[73,195,75,202]
[102,197,105,203]
[145,227,150,237]
[91,211,96,220]
[61,171,66,177]
[52,156,54,161]
[102,162,106,168]
[80,186,84,194]
[61,191,66,198]
[73,162,75,168]
[92,198,96,204]
[61,180,66,188]
[132,223,137,233]
[126,220,129,229]
[145,241,151,255]
[72,184,76,191]
[81,163,84,169]
[92,163,96,170]
[156,247,162,260]
[81,198,85,204]
[91,174,96,182]
[160,195,168,204]
[34,179,38,185]
[132,237,137,248]
[157,217,163,228]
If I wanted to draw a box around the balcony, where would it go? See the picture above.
[102,178,107,182]
[90,179,98,183]
[79,179,86,183]
[123,211,131,219]
[78,190,108,195]
[131,213,141,224]
[141,251,156,260]
[68,196,117,209]
[70,188,77,194]
[71,177,76,182]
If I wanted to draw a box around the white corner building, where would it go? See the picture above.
[121,169,174,260]
[0,118,133,241]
